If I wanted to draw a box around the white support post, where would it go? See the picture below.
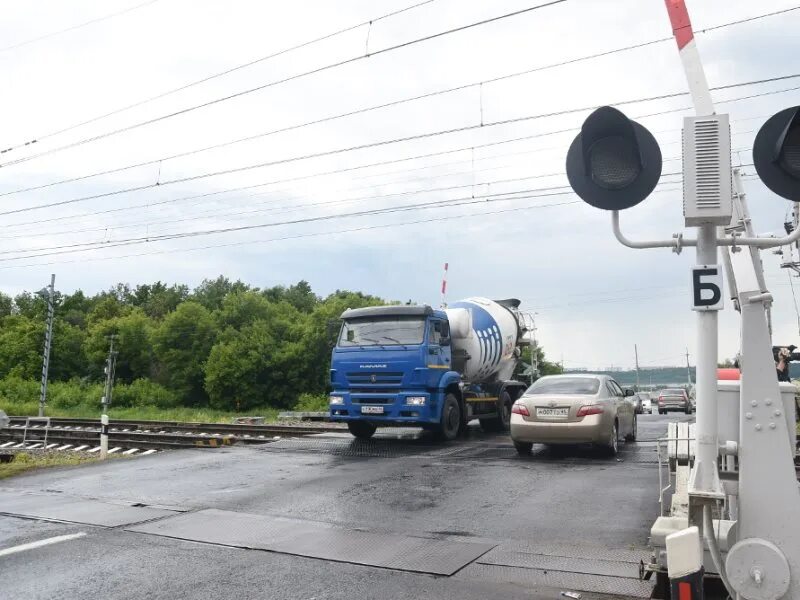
[100,413,108,460]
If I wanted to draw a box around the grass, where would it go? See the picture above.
[0,399,281,424]
[0,451,104,480]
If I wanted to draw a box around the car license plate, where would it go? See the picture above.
[361,406,384,414]
[536,407,568,418]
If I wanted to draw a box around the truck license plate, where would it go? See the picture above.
[361,406,384,414]
[536,407,568,418]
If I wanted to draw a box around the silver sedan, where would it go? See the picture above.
[510,374,637,456]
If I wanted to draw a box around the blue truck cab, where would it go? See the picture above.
[328,304,524,440]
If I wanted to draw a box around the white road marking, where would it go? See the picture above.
[56,445,72,451]
[88,447,102,454]
[0,532,87,558]
[108,447,122,454]
[141,449,157,456]
[0,442,15,448]
[123,449,138,455]
[72,445,89,451]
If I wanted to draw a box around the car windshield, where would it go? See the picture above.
[662,388,685,396]
[338,317,426,346]
[525,377,600,395]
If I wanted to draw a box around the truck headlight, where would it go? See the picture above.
[329,396,344,405]
[406,396,426,406]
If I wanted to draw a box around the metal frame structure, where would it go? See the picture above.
[619,2,800,598]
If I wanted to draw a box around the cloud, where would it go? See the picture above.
[1,0,799,368]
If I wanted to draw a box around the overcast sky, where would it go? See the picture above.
[1,0,799,369]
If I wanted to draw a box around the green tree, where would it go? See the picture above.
[49,321,88,381]
[0,292,12,318]
[263,280,318,313]
[191,276,251,311]
[84,309,153,383]
[0,315,42,379]
[130,282,189,319]
[153,302,216,404]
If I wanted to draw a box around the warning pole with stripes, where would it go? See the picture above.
[441,263,449,308]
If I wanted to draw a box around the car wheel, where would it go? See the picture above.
[436,393,462,441]
[625,415,637,442]
[685,405,691,415]
[513,441,532,456]
[347,421,377,439]
[605,421,619,456]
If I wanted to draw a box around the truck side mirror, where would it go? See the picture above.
[625,389,635,396]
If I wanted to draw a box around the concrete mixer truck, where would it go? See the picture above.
[328,297,529,440]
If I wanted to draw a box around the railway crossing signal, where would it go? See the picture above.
[565,106,662,211]
[752,106,800,202]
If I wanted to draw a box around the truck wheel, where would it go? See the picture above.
[479,391,512,433]
[347,421,377,440]
[437,393,462,441]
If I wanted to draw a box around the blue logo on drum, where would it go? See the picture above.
[450,301,502,379]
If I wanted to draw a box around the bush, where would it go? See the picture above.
[49,380,103,408]
[109,379,179,409]
[0,377,39,405]
[294,393,328,412]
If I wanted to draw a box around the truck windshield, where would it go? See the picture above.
[338,317,426,347]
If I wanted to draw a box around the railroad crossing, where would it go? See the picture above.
[0,415,684,599]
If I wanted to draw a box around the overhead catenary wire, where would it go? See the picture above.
[0,166,692,242]
[0,72,794,219]
[0,86,776,235]
[2,4,796,194]
[0,180,694,261]
[0,0,164,54]
[0,0,436,156]
[0,0,567,167]
[0,187,587,262]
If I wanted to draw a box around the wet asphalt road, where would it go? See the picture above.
[0,412,694,600]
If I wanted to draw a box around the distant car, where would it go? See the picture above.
[640,395,653,414]
[657,388,690,414]
[0,410,8,429]
[510,374,637,456]
[629,392,645,414]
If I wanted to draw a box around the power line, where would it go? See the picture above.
[0,72,793,219]
[0,171,573,241]
[0,181,694,262]
[0,0,164,54]
[2,4,795,193]
[0,93,775,235]
[0,0,567,166]
[0,187,574,260]
[0,0,435,155]
[0,170,689,244]
[0,197,581,271]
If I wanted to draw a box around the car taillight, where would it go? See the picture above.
[576,404,604,417]
[658,396,665,404]
[511,403,529,416]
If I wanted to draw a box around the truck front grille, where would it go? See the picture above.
[350,397,394,404]
[346,372,403,385]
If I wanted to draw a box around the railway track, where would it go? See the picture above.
[0,416,345,455]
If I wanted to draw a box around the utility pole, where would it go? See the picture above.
[634,344,641,391]
[685,347,692,386]
[100,335,118,459]
[38,274,56,418]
